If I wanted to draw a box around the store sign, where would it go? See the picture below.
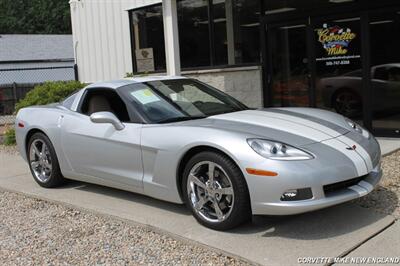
[317,24,356,55]
[135,48,155,72]
[315,24,360,66]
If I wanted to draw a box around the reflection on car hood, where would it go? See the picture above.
[203,108,350,146]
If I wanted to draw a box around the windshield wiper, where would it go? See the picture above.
[157,116,206,124]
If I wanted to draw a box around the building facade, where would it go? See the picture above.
[70,0,400,137]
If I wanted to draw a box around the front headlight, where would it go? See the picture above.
[247,139,314,161]
[345,118,370,139]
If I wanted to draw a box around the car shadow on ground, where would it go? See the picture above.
[70,180,190,216]
[230,187,398,239]
[61,180,397,240]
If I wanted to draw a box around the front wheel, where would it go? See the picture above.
[182,151,251,230]
[333,90,362,118]
[27,132,65,188]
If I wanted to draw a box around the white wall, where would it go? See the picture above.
[69,0,161,83]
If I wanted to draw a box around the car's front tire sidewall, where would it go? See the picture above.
[182,151,251,230]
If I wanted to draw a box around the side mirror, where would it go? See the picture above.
[90,112,125,131]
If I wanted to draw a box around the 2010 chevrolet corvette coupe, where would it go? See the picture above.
[15,76,382,230]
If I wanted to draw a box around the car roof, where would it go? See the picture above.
[85,75,188,90]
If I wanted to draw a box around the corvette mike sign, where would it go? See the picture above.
[315,23,360,66]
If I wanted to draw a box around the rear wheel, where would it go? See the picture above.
[27,132,65,188]
[182,151,251,230]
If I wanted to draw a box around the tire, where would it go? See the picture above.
[182,151,251,230]
[27,132,65,188]
[333,89,362,118]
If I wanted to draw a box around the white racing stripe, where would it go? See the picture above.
[260,111,343,137]
[212,112,333,142]
[212,110,370,176]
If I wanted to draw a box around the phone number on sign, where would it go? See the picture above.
[325,60,350,66]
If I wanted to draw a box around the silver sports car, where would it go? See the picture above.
[15,76,382,230]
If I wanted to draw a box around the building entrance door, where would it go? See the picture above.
[312,15,364,121]
[267,14,364,114]
[266,20,313,107]
[263,1,400,137]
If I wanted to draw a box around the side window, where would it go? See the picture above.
[62,93,77,110]
[79,89,130,122]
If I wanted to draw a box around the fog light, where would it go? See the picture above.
[283,190,297,198]
[280,188,313,201]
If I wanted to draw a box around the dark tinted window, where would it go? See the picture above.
[213,0,228,65]
[178,0,211,68]
[131,5,166,71]
[178,0,260,67]
[233,0,260,64]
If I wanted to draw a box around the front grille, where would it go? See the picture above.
[323,175,367,195]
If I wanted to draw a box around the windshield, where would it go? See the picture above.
[118,79,247,123]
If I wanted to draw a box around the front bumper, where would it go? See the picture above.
[250,163,382,215]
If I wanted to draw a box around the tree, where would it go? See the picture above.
[0,0,71,34]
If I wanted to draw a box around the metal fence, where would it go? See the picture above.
[0,62,78,124]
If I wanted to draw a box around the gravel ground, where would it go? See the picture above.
[354,149,400,219]
[0,190,249,266]
[0,144,19,155]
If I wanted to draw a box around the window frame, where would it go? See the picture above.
[76,87,145,124]
[128,1,264,74]
[129,3,167,73]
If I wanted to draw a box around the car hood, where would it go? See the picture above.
[200,108,351,146]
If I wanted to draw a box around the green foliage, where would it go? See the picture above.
[3,127,16,146]
[125,72,134,78]
[0,0,71,34]
[15,81,85,112]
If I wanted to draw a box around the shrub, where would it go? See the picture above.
[3,127,16,146]
[3,81,85,146]
[15,80,85,112]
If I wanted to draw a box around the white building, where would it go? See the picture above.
[69,0,400,137]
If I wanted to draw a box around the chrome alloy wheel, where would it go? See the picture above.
[187,161,234,223]
[29,139,52,183]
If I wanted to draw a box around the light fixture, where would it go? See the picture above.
[370,20,393,25]
[240,23,260,27]
[280,24,306,30]
[329,0,354,3]
[333,17,360,22]
[265,7,296,15]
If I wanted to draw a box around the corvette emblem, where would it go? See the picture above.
[346,145,357,150]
